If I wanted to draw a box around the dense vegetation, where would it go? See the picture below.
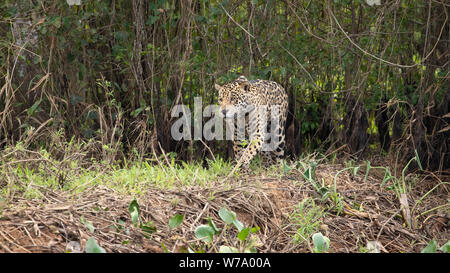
[0,0,449,254]
[0,0,448,171]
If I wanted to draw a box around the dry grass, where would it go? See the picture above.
[0,156,448,253]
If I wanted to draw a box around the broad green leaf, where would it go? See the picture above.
[251,226,260,233]
[140,222,157,237]
[218,207,235,224]
[312,232,330,253]
[219,246,238,253]
[85,237,106,253]
[169,214,184,230]
[207,217,220,234]
[85,221,95,233]
[302,167,312,181]
[131,106,145,118]
[439,241,450,253]
[237,227,250,242]
[194,225,215,243]
[421,239,437,253]
[128,199,140,226]
[232,218,244,232]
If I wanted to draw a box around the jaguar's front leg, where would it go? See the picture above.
[234,105,264,172]
[233,141,245,165]
[235,135,263,171]
[262,151,276,167]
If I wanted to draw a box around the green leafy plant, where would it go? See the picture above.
[377,151,423,228]
[192,207,261,253]
[312,232,330,253]
[169,214,184,230]
[440,241,450,253]
[290,198,325,245]
[298,160,329,198]
[379,150,423,195]
[85,237,106,253]
[127,198,156,237]
[195,225,216,244]
[421,239,450,253]
[128,198,140,226]
[218,207,244,232]
[80,216,95,233]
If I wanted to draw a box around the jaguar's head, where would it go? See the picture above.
[215,76,251,118]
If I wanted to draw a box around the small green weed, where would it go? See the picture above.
[290,198,325,244]
[191,207,262,253]
[312,232,330,253]
[421,239,450,253]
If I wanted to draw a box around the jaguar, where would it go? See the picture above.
[215,76,288,170]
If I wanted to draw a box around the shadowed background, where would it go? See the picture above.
[0,0,448,171]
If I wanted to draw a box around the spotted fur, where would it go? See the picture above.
[215,76,288,170]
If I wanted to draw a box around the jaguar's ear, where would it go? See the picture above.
[236,75,248,82]
[214,83,221,91]
[239,81,250,92]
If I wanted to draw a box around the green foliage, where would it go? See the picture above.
[191,207,261,253]
[218,207,244,232]
[0,0,447,253]
[126,198,156,237]
[440,241,450,253]
[169,214,184,230]
[128,198,140,226]
[290,198,325,244]
[421,240,450,253]
[377,152,422,196]
[1,0,446,169]
[194,225,216,243]
[85,237,106,253]
[312,232,330,253]
[237,227,250,242]
[421,239,437,253]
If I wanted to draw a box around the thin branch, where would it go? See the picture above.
[328,3,447,68]
[219,2,255,39]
